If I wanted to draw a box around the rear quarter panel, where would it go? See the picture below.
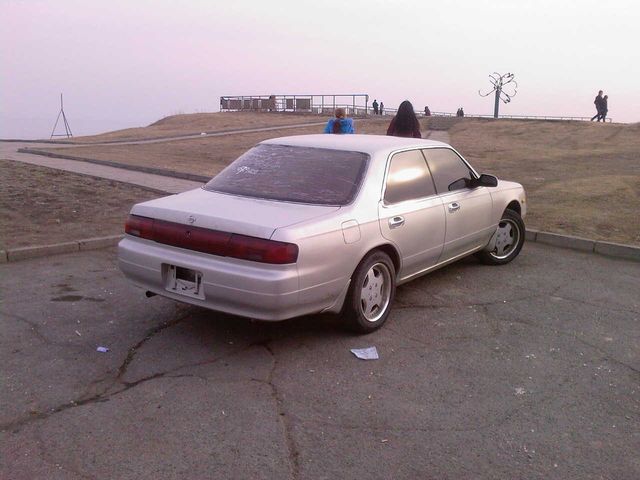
[270,151,391,312]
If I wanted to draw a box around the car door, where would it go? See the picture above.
[422,148,494,260]
[378,149,446,279]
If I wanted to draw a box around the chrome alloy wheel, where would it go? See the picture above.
[359,262,392,322]
[490,218,521,260]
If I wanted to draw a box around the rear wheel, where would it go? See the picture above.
[476,209,525,265]
[343,251,396,334]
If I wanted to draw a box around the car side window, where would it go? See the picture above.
[384,150,436,204]
[422,148,474,194]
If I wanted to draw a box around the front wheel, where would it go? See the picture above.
[343,251,396,334]
[476,209,525,265]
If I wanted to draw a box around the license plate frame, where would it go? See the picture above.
[165,264,205,300]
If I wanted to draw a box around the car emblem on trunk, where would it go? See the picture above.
[188,215,196,224]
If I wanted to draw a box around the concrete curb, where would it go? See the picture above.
[16,148,211,183]
[3,229,638,264]
[527,229,640,261]
[4,235,123,263]
[1,139,74,144]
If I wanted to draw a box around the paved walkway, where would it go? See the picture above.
[35,121,328,147]
[425,130,450,143]
[0,142,203,193]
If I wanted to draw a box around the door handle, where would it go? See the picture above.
[448,202,460,213]
[389,216,405,228]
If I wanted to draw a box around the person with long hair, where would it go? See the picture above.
[323,108,355,134]
[386,100,421,138]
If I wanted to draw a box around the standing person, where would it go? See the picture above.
[380,102,384,115]
[323,107,355,134]
[599,95,608,122]
[386,100,421,138]
[459,107,465,117]
[372,99,379,115]
[424,106,431,116]
[591,90,604,121]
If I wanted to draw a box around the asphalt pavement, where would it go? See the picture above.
[1,243,639,479]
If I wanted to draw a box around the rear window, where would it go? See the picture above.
[204,144,369,205]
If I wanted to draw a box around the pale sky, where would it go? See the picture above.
[1,0,638,138]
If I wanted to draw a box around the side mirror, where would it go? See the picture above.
[472,174,498,188]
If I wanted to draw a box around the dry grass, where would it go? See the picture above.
[34,113,640,246]
[66,112,331,143]
[38,117,393,177]
[448,119,640,245]
[0,160,159,249]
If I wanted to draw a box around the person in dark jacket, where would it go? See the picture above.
[386,100,421,138]
[372,99,379,115]
[323,108,355,134]
[424,106,431,116]
[599,95,608,122]
[591,90,604,121]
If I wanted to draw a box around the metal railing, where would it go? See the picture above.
[220,95,612,122]
[220,94,370,115]
[366,108,613,122]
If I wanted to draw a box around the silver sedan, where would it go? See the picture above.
[118,134,526,333]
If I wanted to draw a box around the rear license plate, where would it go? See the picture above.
[165,265,204,300]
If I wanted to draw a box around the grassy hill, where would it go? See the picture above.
[67,112,328,143]
[448,119,640,244]
[37,113,640,245]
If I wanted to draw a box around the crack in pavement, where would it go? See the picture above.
[0,310,193,433]
[250,340,301,480]
[0,317,286,436]
[3,311,87,350]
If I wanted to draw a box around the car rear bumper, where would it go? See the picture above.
[118,236,306,321]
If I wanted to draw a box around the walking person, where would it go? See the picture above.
[599,95,608,122]
[386,100,421,138]
[591,90,604,121]
[323,107,355,134]
[380,102,384,115]
[372,99,379,115]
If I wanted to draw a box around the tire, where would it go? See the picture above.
[476,209,526,265]
[343,251,396,334]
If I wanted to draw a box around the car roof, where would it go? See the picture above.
[260,134,449,156]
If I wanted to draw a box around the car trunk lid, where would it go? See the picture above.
[130,187,340,239]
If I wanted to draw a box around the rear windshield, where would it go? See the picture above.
[204,144,369,205]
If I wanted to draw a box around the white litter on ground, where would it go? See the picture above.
[96,346,110,353]
[350,347,379,360]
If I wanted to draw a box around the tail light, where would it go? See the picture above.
[124,215,154,239]
[124,214,298,264]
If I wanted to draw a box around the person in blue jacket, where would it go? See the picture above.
[324,108,355,134]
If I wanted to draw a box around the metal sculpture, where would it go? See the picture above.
[479,72,517,118]
[50,93,73,139]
